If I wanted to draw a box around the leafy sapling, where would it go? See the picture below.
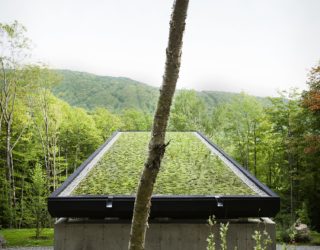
[207,215,216,250]
[220,222,229,250]
[30,163,48,239]
[252,230,272,250]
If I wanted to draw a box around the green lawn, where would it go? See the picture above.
[310,231,320,245]
[73,132,256,196]
[0,228,53,247]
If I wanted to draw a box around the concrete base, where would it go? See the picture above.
[54,218,276,250]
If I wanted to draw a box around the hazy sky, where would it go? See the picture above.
[1,0,319,96]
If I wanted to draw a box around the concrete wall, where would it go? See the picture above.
[54,218,276,250]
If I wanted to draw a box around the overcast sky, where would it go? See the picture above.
[1,0,319,96]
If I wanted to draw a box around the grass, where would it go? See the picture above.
[310,231,320,245]
[0,228,53,247]
[73,132,256,196]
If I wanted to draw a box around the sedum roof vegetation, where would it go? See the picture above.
[72,132,256,196]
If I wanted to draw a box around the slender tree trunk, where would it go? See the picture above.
[253,122,257,176]
[0,111,3,135]
[5,177,13,228]
[9,150,16,207]
[268,162,272,186]
[128,1,189,249]
[75,144,79,172]
[52,134,58,190]
[289,152,294,225]
[287,120,294,225]
[65,147,68,178]
[6,122,16,206]
[6,122,12,187]
[58,145,61,187]
[0,58,5,135]
[246,121,250,171]
[268,151,275,187]
[35,122,50,182]
[44,112,52,189]
[18,170,25,229]
[36,220,40,239]
[235,129,246,168]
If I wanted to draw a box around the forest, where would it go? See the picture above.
[0,21,319,241]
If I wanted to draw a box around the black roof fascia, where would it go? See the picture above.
[48,195,279,219]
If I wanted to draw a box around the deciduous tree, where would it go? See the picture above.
[0,21,31,227]
[128,1,189,249]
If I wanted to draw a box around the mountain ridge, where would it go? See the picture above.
[52,69,269,113]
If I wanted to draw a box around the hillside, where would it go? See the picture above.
[53,70,158,112]
[52,70,268,113]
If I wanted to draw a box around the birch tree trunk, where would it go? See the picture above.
[128,1,189,249]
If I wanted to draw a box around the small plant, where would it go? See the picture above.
[296,202,310,225]
[289,227,297,244]
[207,217,276,250]
[252,230,272,250]
[220,222,229,250]
[207,216,230,250]
[207,215,216,250]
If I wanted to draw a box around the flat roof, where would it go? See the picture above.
[48,131,279,219]
[71,132,258,196]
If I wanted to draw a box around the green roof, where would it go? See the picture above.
[72,132,256,196]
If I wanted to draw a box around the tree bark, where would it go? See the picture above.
[253,122,257,176]
[128,1,189,249]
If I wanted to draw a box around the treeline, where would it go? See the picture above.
[0,21,154,229]
[1,21,319,234]
[130,90,320,235]
[0,65,153,228]
[169,69,320,233]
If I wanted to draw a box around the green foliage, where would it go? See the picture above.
[92,107,123,140]
[278,228,320,245]
[52,70,269,114]
[0,20,30,67]
[0,20,35,228]
[296,202,310,226]
[207,218,275,250]
[310,231,320,245]
[219,222,229,250]
[217,93,264,173]
[73,132,256,195]
[277,223,312,244]
[0,228,53,247]
[300,62,320,230]
[207,216,216,250]
[252,230,272,250]
[170,90,206,131]
[121,109,152,131]
[52,70,159,112]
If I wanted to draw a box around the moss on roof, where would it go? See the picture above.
[72,132,256,195]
